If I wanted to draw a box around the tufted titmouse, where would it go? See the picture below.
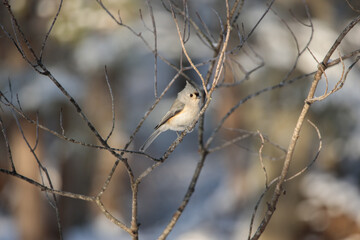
[140,81,201,151]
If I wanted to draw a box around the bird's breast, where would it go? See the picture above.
[167,104,199,131]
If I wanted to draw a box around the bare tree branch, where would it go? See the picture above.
[250,14,360,240]
[39,0,63,60]
[104,66,116,142]
[1,1,359,240]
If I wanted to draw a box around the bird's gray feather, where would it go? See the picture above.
[140,128,162,152]
[155,99,185,129]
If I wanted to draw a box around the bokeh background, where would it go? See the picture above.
[1,0,360,240]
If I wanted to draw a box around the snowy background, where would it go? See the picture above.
[1,0,360,240]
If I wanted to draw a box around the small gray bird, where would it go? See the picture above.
[140,81,201,151]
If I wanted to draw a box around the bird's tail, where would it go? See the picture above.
[140,129,162,152]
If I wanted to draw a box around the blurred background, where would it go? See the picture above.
[1,0,360,239]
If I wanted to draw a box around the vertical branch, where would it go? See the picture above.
[170,2,208,94]
[39,0,63,60]
[130,183,139,239]
[104,66,116,142]
[230,0,245,25]
[59,108,65,135]
[257,131,268,188]
[145,0,159,98]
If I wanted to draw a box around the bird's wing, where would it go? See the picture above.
[155,99,185,129]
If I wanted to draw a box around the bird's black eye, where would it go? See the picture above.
[195,92,199,97]
[190,93,193,97]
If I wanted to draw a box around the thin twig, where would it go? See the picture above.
[0,168,94,201]
[170,2,208,95]
[258,131,269,188]
[33,112,40,151]
[145,0,159,98]
[182,0,191,44]
[307,51,360,104]
[195,11,216,44]
[285,119,321,181]
[207,132,253,153]
[39,0,63,60]
[247,178,278,240]
[0,116,16,171]
[104,66,116,142]
[170,2,216,49]
[59,108,65,135]
[307,47,330,97]
[158,152,208,240]
[230,0,275,55]
[345,0,360,13]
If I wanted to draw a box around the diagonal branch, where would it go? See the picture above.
[250,14,360,240]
